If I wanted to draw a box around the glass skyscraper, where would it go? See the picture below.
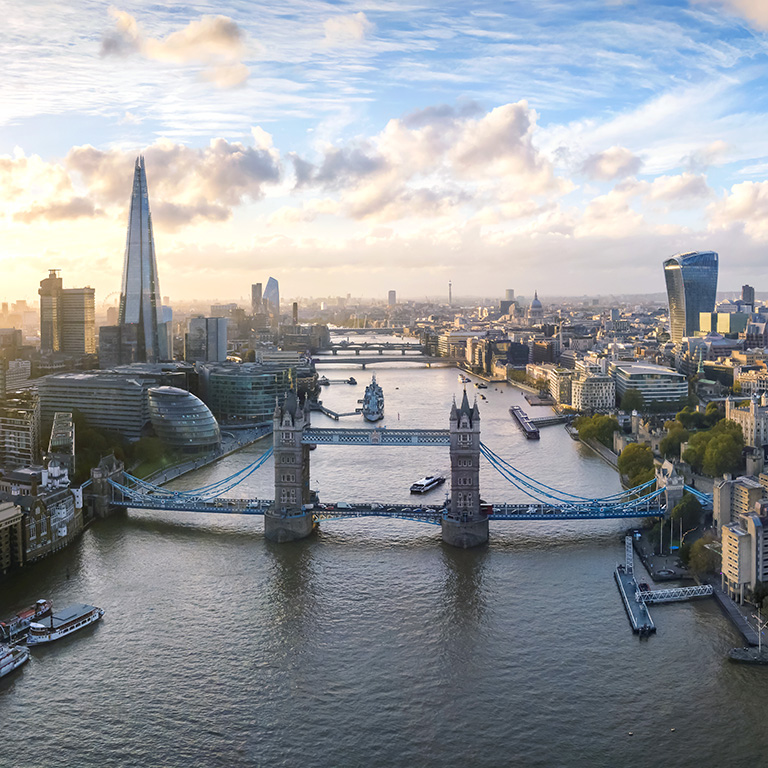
[118,156,163,362]
[663,251,719,344]
[263,277,280,326]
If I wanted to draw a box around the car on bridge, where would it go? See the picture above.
[336,502,353,510]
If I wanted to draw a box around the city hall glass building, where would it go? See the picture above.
[663,251,718,344]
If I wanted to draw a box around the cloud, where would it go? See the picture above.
[323,12,374,46]
[709,180,768,239]
[290,101,567,221]
[646,172,712,203]
[582,146,643,180]
[101,10,250,88]
[3,132,282,232]
[13,197,103,224]
[682,140,729,172]
[692,0,768,31]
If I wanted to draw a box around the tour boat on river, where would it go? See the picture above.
[0,599,53,642]
[410,475,446,494]
[0,644,30,679]
[27,604,104,645]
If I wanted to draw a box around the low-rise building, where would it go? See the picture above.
[610,362,688,405]
[571,374,615,412]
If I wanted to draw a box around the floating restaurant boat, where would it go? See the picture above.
[0,644,30,679]
[0,600,53,642]
[410,475,446,494]
[26,604,104,646]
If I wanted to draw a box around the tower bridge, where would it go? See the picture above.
[99,392,679,548]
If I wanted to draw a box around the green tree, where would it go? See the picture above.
[704,401,721,426]
[620,388,645,413]
[659,424,690,459]
[617,443,654,487]
[670,492,702,530]
[574,414,620,449]
[688,536,719,577]
[702,432,742,476]
[682,418,744,476]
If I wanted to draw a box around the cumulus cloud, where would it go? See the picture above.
[693,0,768,31]
[647,173,712,203]
[323,12,374,46]
[3,131,282,232]
[709,181,768,239]
[290,101,566,221]
[101,10,250,88]
[581,146,642,180]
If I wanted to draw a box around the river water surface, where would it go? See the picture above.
[2,360,767,768]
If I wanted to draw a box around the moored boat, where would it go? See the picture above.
[317,376,330,386]
[0,644,30,679]
[361,375,384,422]
[0,599,53,642]
[27,604,104,646]
[728,646,768,665]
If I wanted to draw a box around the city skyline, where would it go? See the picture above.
[3,1,768,302]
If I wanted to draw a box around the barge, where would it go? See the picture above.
[509,406,540,439]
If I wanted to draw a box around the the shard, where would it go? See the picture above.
[118,156,163,362]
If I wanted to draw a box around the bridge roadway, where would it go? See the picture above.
[301,427,450,446]
[327,343,424,353]
[314,355,457,366]
[111,497,664,521]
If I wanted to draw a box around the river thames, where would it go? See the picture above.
[2,361,768,768]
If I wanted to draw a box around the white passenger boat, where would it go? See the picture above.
[410,475,446,494]
[0,599,53,642]
[0,644,30,679]
[27,604,104,645]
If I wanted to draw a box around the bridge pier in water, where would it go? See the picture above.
[441,392,488,548]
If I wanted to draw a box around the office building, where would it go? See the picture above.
[725,393,768,451]
[0,393,41,468]
[38,372,153,441]
[388,290,396,307]
[263,277,280,327]
[118,156,164,363]
[185,317,228,363]
[39,271,96,354]
[251,283,263,314]
[197,361,295,426]
[663,251,718,344]
[610,362,688,404]
[147,387,220,452]
[742,284,755,307]
[39,269,63,352]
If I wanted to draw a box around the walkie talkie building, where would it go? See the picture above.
[118,156,164,362]
[663,251,718,344]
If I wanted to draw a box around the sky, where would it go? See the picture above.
[3,0,768,305]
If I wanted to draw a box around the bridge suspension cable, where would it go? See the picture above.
[116,449,274,502]
[479,442,657,505]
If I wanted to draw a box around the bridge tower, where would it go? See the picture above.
[442,391,489,548]
[265,391,314,543]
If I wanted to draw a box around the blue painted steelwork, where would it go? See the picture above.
[302,428,450,446]
[104,436,666,522]
[683,484,713,507]
[480,442,657,505]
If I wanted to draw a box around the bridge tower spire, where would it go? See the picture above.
[265,391,314,542]
[442,391,489,548]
